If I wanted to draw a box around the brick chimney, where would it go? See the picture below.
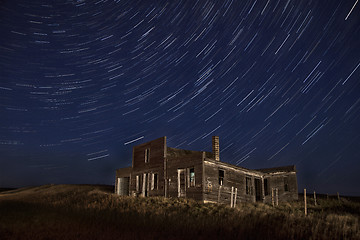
[212,136,220,161]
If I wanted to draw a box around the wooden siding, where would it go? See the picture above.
[166,150,204,201]
[263,172,298,203]
[203,160,263,204]
[203,160,298,204]
[115,167,132,195]
[132,137,166,171]
[130,137,166,197]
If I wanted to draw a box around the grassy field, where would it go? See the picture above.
[0,185,359,240]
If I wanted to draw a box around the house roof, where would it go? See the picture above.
[204,158,266,176]
[166,147,296,175]
[256,165,296,173]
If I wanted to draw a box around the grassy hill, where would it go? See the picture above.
[0,184,359,240]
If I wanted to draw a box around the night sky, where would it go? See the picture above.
[1,0,360,196]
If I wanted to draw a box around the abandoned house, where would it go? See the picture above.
[115,136,298,204]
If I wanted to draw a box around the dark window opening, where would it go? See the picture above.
[189,168,195,187]
[145,148,150,163]
[264,178,269,196]
[219,170,224,186]
[246,177,252,195]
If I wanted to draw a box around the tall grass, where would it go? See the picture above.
[0,185,359,239]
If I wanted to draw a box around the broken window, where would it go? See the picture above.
[219,169,224,186]
[144,148,150,163]
[284,176,289,191]
[264,178,269,196]
[151,173,158,190]
[246,176,252,195]
[136,175,140,192]
[189,168,195,187]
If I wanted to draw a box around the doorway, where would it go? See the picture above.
[254,178,262,201]
[177,169,186,198]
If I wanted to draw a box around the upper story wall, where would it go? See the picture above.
[132,136,166,172]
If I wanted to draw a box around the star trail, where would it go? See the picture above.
[1,0,360,195]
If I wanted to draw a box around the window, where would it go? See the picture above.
[284,176,289,192]
[145,148,150,163]
[246,177,252,195]
[189,168,195,187]
[264,178,269,196]
[151,173,158,190]
[136,175,140,192]
[219,169,224,186]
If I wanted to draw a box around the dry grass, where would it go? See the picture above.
[0,184,359,240]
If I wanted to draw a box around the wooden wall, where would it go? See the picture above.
[263,172,298,203]
[166,149,204,201]
[132,136,166,171]
[130,137,166,197]
[203,160,263,204]
[115,167,132,194]
[203,160,298,205]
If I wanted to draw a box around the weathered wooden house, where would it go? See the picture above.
[115,136,298,204]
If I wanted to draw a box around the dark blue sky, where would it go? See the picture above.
[1,0,360,195]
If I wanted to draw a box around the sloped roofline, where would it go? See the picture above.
[256,165,297,173]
